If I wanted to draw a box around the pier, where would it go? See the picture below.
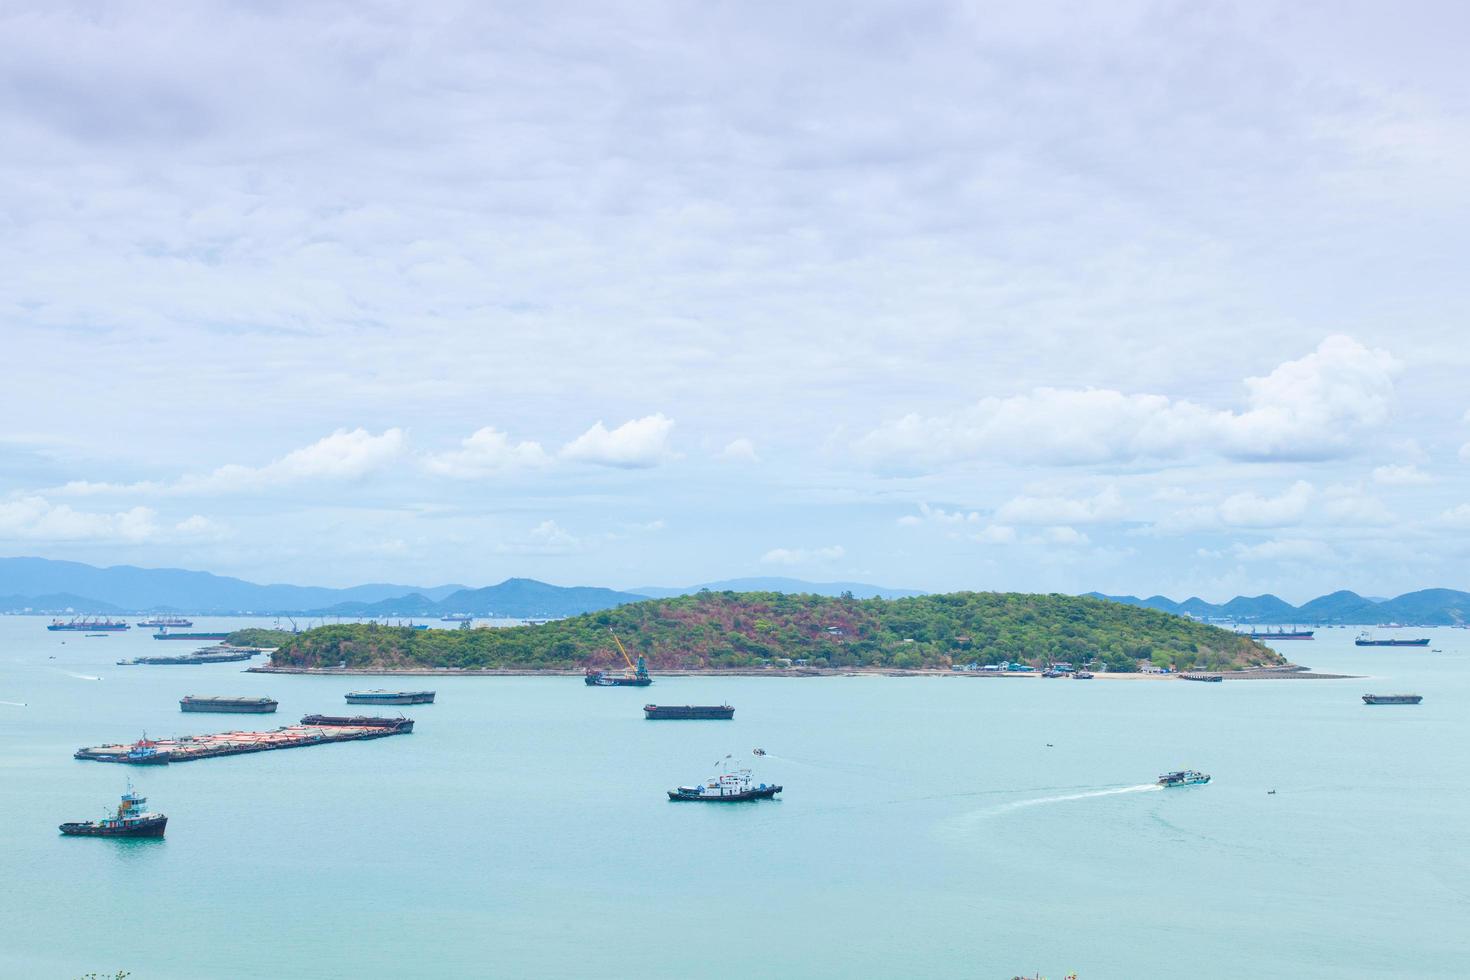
[74,715,413,765]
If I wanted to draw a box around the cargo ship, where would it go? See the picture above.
[644,704,734,719]
[1243,628,1314,640]
[59,784,166,838]
[138,616,194,628]
[119,647,261,666]
[74,715,413,765]
[1355,632,1430,647]
[440,613,474,622]
[345,690,435,705]
[668,765,781,802]
[48,617,129,631]
[180,695,278,713]
[153,629,231,640]
[1362,694,1423,705]
[1158,769,1211,787]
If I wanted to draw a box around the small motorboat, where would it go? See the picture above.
[1158,769,1211,787]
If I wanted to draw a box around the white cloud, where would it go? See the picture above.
[494,520,583,556]
[1037,525,1090,546]
[996,486,1123,525]
[1438,503,1470,529]
[57,428,407,496]
[0,496,158,542]
[423,427,549,478]
[1371,464,1430,486]
[174,514,229,539]
[760,545,845,565]
[1218,481,1315,528]
[719,437,760,463]
[972,524,1017,544]
[1232,538,1335,563]
[1321,486,1393,526]
[561,414,675,468]
[854,337,1400,471]
[1460,442,1470,462]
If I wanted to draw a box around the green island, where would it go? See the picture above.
[230,591,1285,673]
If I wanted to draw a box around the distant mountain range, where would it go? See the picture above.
[0,557,920,619]
[630,577,924,600]
[1087,589,1470,626]
[4,556,1463,625]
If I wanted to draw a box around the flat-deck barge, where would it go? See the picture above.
[119,646,262,666]
[74,715,412,765]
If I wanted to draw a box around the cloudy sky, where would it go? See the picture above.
[2,1,1467,600]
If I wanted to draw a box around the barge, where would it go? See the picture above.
[139,616,194,628]
[345,690,435,705]
[153,630,231,641]
[1362,694,1423,705]
[644,704,734,719]
[74,715,413,765]
[181,695,278,713]
[119,646,261,666]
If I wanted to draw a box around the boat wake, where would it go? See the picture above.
[0,699,26,707]
[989,783,1162,814]
[60,671,102,681]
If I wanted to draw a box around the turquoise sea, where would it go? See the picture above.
[3,618,1468,979]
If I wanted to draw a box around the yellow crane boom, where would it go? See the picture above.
[608,629,637,672]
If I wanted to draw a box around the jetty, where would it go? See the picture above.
[74,715,413,765]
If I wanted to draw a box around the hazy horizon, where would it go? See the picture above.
[3,2,1468,602]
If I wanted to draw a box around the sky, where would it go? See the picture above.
[1,1,1468,601]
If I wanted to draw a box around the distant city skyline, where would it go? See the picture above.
[2,2,1468,602]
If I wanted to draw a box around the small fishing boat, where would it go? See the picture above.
[1158,769,1211,787]
[59,784,167,838]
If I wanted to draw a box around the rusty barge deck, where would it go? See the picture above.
[74,715,413,765]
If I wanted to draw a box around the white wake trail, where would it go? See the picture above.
[0,700,26,707]
[991,782,1162,814]
[62,671,101,681]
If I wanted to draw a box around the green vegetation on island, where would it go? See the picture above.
[239,591,1285,673]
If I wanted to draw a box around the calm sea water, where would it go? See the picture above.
[3,618,1468,979]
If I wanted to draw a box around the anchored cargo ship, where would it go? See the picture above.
[440,613,474,622]
[48,617,129,631]
[1355,632,1431,647]
[345,690,435,705]
[1158,769,1211,787]
[668,766,781,802]
[153,629,230,640]
[119,647,261,666]
[180,695,278,713]
[1362,694,1423,705]
[644,704,734,719]
[138,616,194,628]
[75,716,413,765]
[1244,628,1314,640]
[59,784,166,838]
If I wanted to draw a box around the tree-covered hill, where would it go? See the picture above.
[241,591,1284,673]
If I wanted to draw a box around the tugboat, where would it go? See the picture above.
[584,630,652,687]
[668,762,781,802]
[59,784,167,837]
[1158,769,1211,787]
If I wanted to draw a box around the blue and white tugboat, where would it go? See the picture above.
[59,783,167,838]
[1158,769,1211,787]
[669,761,781,802]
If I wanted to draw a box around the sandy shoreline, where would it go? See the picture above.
[246,665,1359,680]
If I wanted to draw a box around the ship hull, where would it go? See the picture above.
[48,624,128,631]
[644,705,734,719]
[181,699,278,713]
[1362,695,1423,704]
[585,675,652,687]
[345,693,435,705]
[153,632,230,640]
[59,816,167,837]
[1355,640,1431,647]
[668,786,781,802]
